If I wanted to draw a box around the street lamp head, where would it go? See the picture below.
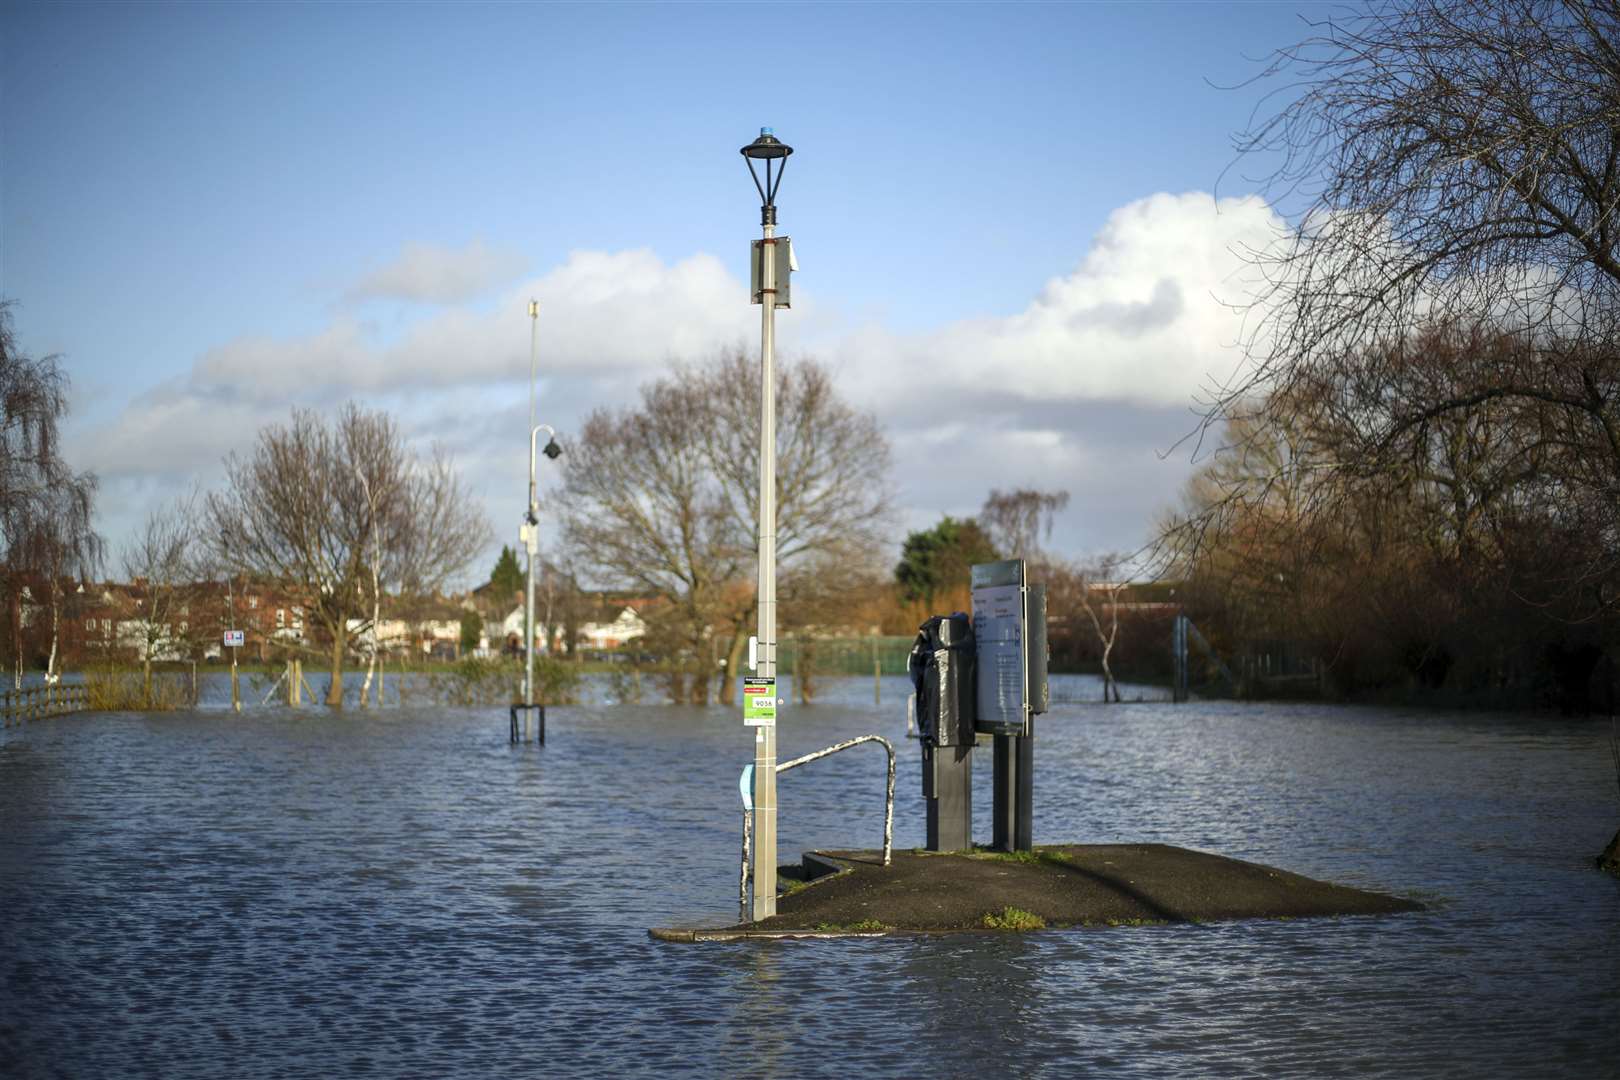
[542,437,562,461]
[740,127,793,160]
[741,127,793,226]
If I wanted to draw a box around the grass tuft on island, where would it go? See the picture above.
[650,843,1426,942]
[982,906,1045,931]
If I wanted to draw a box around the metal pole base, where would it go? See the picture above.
[509,703,546,744]
[923,742,973,851]
[992,729,1033,852]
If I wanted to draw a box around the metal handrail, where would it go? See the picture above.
[739,734,896,920]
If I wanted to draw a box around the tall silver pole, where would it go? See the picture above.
[752,217,779,921]
[528,299,538,440]
[525,302,539,714]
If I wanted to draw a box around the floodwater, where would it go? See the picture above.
[2,676,1616,1078]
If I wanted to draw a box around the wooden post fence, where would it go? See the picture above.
[2,684,90,727]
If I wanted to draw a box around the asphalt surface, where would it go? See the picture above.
[726,844,1425,934]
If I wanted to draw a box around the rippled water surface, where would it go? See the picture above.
[3,678,1617,1078]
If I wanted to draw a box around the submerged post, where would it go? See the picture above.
[740,126,793,920]
[1173,611,1190,703]
[873,632,881,706]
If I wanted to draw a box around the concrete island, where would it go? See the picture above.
[651,843,1425,942]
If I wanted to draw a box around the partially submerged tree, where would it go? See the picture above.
[693,348,894,698]
[206,404,490,706]
[1198,0,1620,602]
[1156,0,1620,717]
[0,302,101,684]
[1076,557,1127,703]
[121,494,205,701]
[557,349,892,703]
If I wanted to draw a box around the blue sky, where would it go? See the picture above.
[2,0,1326,578]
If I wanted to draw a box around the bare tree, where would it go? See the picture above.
[205,404,490,706]
[557,349,893,703]
[695,348,894,699]
[0,302,101,685]
[1076,558,1127,703]
[121,495,204,701]
[1201,0,1620,586]
[979,488,1070,568]
[1230,0,1620,381]
[356,470,384,707]
[557,372,735,703]
[1145,0,1620,675]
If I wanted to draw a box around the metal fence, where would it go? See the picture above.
[775,635,916,677]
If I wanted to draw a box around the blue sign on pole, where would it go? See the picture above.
[739,763,754,810]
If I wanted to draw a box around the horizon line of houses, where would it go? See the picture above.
[7,576,652,667]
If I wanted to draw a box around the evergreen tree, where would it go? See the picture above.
[490,545,524,598]
[459,609,483,654]
[894,516,998,605]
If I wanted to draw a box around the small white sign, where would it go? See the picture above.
[223,630,245,648]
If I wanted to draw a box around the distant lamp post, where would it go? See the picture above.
[518,300,563,742]
[523,423,560,713]
[740,126,793,921]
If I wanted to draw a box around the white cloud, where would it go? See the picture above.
[187,249,754,402]
[827,191,1285,409]
[71,192,1285,562]
[347,239,528,304]
[74,380,280,477]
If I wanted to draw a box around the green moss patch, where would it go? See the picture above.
[982,907,1045,931]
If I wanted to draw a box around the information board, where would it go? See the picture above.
[743,677,777,726]
[971,559,1028,736]
[223,630,245,648]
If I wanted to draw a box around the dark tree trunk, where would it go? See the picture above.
[718,628,747,706]
[327,629,346,707]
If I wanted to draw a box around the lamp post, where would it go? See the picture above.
[524,301,538,708]
[741,126,792,920]
[524,423,562,714]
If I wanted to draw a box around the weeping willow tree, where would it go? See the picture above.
[0,302,101,684]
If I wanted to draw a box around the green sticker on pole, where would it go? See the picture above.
[743,677,776,726]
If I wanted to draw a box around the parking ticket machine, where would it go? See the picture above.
[909,612,976,851]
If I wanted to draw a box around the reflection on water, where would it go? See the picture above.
[1,683,1617,1077]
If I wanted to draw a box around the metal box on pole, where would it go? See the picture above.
[909,613,975,851]
[750,237,793,308]
[971,560,1048,851]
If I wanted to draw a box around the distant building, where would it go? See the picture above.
[579,605,647,651]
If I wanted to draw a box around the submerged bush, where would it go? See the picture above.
[427,656,579,706]
[84,669,192,711]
